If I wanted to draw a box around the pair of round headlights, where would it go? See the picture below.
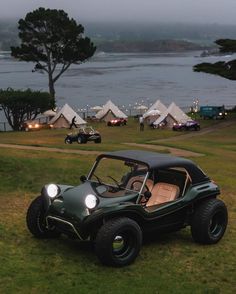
[46,184,98,209]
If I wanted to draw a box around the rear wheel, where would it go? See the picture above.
[95,137,101,143]
[191,198,228,244]
[26,196,60,238]
[95,217,142,267]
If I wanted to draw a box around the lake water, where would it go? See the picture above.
[0,51,235,126]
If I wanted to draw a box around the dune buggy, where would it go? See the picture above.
[64,126,101,144]
[26,150,228,267]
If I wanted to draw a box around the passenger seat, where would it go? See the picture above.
[146,182,180,207]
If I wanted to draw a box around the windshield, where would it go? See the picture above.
[88,157,149,197]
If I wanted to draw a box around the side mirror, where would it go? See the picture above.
[144,191,152,200]
[80,175,87,183]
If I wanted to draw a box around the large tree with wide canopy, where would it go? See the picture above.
[11,7,96,103]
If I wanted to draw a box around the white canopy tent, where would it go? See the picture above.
[143,100,167,124]
[95,100,127,122]
[153,102,192,128]
[143,109,160,118]
[42,109,57,117]
[90,105,103,112]
[144,100,167,116]
[49,103,86,128]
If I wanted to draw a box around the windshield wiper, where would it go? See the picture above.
[93,174,103,185]
[107,175,121,188]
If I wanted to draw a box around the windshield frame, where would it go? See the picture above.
[87,156,150,197]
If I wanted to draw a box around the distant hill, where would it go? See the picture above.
[85,22,236,45]
[96,39,204,53]
[1,20,236,52]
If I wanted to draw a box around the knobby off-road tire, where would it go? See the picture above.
[77,136,87,144]
[26,196,60,238]
[191,198,228,244]
[95,217,142,267]
[94,137,101,143]
[77,136,82,144]
[65,138,72,144]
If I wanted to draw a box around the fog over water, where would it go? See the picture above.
[1,0,236,25]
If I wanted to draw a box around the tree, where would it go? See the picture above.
[193,39,236,80]
[11,7,96,102]
[0,88,53,131]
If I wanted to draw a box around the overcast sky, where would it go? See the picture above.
[2,0,236,25]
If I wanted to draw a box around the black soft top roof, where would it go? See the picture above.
[97,150,209,184]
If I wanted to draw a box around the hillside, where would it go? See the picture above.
[1,20,236,52]
[97,39,204,53]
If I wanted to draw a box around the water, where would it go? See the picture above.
[0,51,235,125]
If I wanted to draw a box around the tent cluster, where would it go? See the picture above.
[45,100,128,128]
[43,99,191,129]
[143,100,192,128]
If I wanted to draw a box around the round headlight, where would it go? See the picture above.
[85,194,98,209]
[47,184,59,198]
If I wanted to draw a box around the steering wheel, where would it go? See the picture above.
[130,180,149,192]
[131,180,150,205]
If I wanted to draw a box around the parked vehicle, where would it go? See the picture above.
[20,120,51,131]
[172,120,200,131]
[107,118,127,126]
[26,150,228,267]
[64,126,101,144]
[199,106,227,119]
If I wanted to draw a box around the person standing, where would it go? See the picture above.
[139,116,144,131]
[69,116,77,129]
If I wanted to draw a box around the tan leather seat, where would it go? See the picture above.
[146,182,180,207]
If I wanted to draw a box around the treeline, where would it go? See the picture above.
[85,22,236,44]
[97,39,204,53]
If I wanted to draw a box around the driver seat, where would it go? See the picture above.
[146,182,180,207]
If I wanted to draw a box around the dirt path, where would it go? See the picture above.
[0,143,100,155]
[0,142,203,157]
[150,119,235,143]
[0,119,234,158]
[123,143,204,157]
[124,119,236,157]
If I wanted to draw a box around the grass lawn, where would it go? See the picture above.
[0,116,236,293]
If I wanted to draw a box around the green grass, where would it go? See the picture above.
[0,119,181,151]
[0,117,236,293]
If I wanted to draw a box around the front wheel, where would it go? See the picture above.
[26,196,60,238]
[95,217,142,267]
[191,198,228,244]
[65,137,72,144]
